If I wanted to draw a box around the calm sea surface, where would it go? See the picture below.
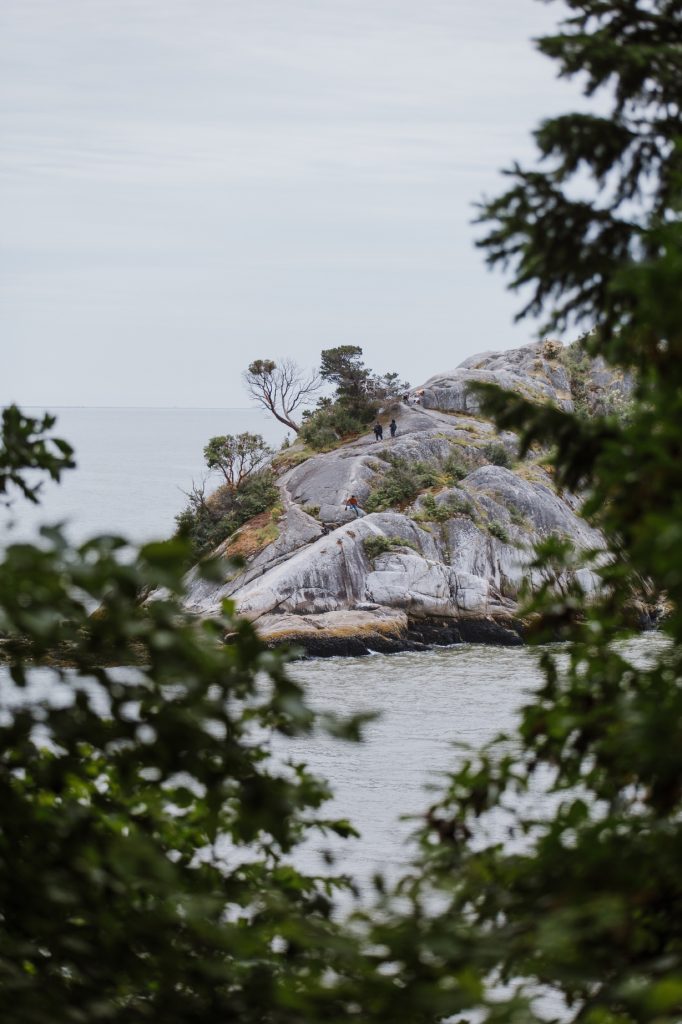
[0,407,656,884]
[3,406,288,545]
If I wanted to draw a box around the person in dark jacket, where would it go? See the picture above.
[373,421,383,441]
[389,418,397,438]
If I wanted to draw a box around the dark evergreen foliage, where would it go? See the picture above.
[301,347,410,450]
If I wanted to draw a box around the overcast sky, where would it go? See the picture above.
[1,0,581,408]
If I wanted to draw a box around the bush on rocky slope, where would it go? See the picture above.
[365,454,440,511]
[482,441,515,468]
[299,401,374,451]
[175,470,280,560]
[299,346,410,451]
[362,534,418,560]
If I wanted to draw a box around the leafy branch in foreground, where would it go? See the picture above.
[0,405,74,505]
[0,414,365,1023]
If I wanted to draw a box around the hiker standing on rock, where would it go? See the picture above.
[389,418,397,438]
[373,421,383,441]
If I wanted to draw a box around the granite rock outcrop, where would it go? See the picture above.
[182,340,627,655]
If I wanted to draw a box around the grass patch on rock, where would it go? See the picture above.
[487,519,511,544]
[413,490,475,524]
[226,506,282,559]
[482,442,515,468]
[508,506,533,531]
[362,535,419,560]
[271,445,316,473]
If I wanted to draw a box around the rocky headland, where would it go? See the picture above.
[183,340,632,656]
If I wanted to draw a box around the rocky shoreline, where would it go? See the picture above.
[254,610,526,659]
[183,340,635,655]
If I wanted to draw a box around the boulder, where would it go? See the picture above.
[461,465,600,546]
[284,449,382,509]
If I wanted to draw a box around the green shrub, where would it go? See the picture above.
[417,493,452,523]
[299,400,377,451]
[559,337,634,423]
[443,452,469,482]
[487,518,511,543]
[419,493,439,520]
[483,442,514,468]
[362,535,418,560]
[508,506,531,530]
[443,491,474,517]
[560,338,592,416]
[413,489,475,524]
[175,470,279,560]
[299,414,340,451]
[365,455,440,512]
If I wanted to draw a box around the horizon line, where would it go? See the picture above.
[14,404,269,412]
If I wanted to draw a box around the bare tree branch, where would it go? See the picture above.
[243,358,322,433]
[178,477,210,512]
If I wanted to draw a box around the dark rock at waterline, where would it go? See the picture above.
[256,612,526,659]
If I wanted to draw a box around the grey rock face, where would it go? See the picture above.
[183,500,323,610]
[285,449,382,511]
[180,340,612,649]
[418,339,631,420]
[421,340,573,413]
[462,465,600,545]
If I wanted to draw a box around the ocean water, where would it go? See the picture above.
[3,406,288,546]
[288,643,541,885]
[0,407,656,886]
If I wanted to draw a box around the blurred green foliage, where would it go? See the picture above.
[0,416,364,1023]
[0,406,74,506]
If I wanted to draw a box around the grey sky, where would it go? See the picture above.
[1,0,580,408]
